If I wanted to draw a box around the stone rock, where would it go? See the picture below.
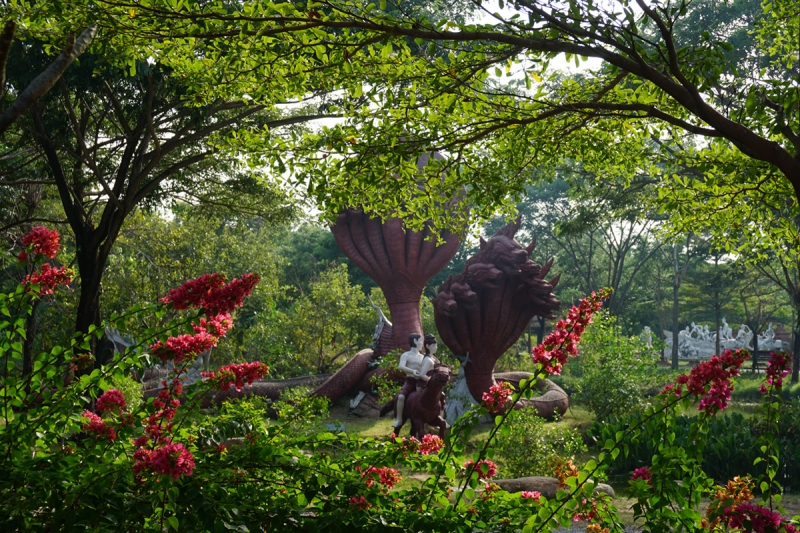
[348,393,382,418]
[493,476,615,498]
[444,369,479,424]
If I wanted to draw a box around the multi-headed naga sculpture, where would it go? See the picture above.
[433,218,561,401]
[332,211,460,351]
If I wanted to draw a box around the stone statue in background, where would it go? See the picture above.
[642,326,652,347]
[757,323,787,351]
[721,318,732,341]
[663,317,756,359]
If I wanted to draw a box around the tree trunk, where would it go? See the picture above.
[73,235,117,362]
[537,316,546,346]
[671,277,680,369]
[793,292,800,383]
[714,300,721,356]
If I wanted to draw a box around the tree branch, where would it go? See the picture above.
[0,21,15,100]
[0,25,97,135]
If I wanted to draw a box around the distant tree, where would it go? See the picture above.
[287,264,374,373]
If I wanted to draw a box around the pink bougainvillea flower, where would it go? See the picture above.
[133,440,195,481]
[20,226,60,259]
[532,289,610,375]
[199,273,260,315]
[202,361,269,391]
[482,381,514,413]
[662,349,749,414]
[419,434,444,455]
[159,273,227,310]
[159,272,260,315]
[81,410,117,441]
[349,495,371,510]
[631,466,652,485]
[521,490,542,501]
[763,351,792,393]
[149,332,218,365]
[96,389,126,414]
[22,263,73,295]
[464,459,498,480]
[193,312,233,337]
[363,466,401,489]
[721,502,798,533]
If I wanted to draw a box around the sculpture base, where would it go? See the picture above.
[445,370,480,425]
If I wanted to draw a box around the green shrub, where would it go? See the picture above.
[567,311,659,421]
[494,408,587,478]
[270,386,330,436]
[109,373,144,411]
[590,400,800,489]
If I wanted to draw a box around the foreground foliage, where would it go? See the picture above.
[1,238,798,532]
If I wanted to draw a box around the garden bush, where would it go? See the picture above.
[589,400,800,490]
[566,311,660,421]
[494,408,587,478]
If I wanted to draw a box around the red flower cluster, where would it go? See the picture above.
[761,351,792,394]
[160,272,260,315]
[532,289,610,375]
[19,226,60,260]
[202,361,269,391]
[132,378,196,481]
[419,434,444,455]
[96,389,126,414]
[193,312,233,337]
[133,440,195,481]
[722,502,798,533]
[362,466,401,489]
[81,410,117,441]
[390,433,445,456]
[572,497,603,522]
[141,381,182,442]
[22,263,72,295]
[631,466,652,485]
[349,495,371,510]
[464,459,498,480]
[482,381,514,412]
[521,490,542,501]
[149,332,218,365]
[661,349,749,414]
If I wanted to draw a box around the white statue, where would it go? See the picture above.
[757,323,785,351]
[702,325,711,342]
[393,334,434,430]
[736,324,752,341]
[642,326,653,347]
[721,318,732,341]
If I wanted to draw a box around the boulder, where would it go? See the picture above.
[493,476,615,498]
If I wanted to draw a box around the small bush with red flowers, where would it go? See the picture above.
[1,230,799,532]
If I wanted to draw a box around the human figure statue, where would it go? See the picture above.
[763,323,775,342]
[393,334,435,431]
[702,325,711,341]
[721,318,732,340]
[642,326,652,347]
[424,333,447,415]
[735,324,753,349]
[424,333,440,363]
[689,322,702,338]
